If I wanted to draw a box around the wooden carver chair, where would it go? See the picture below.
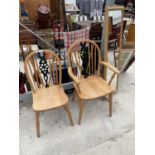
[68,39,120,124]
[24,50,74,137]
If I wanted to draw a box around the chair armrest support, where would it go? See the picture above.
[100,61,120,74]
[68,67,80,84]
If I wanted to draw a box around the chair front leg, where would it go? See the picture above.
[78,99,84,125]
[109,93,113,117]
[35,111,40,137]
[72,90,79,102]
[64,104,74,126]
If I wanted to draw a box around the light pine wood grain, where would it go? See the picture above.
[68,39,119,124]
[24,50,74,137]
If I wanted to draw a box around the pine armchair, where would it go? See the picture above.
[24,50,74,137]
[67,39,120,124]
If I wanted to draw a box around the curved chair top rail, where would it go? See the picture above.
[24,50,62,93]
[68,39,101,60]
[67,39,102,78]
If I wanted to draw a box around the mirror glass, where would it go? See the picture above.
[106,10,123,87]
[108,10,122,51]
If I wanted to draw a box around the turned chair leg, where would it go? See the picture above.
[72,90,76,101]
[72,90,79,102]
[78,99,84,124]
[64,104,74,126]
[109,93,113,117]
[114,50,117,67]
[35,112,40,137]
[116,75,119,91]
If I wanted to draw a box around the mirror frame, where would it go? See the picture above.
[103,5,124,80]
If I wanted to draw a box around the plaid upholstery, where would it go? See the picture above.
[63,27,90,49]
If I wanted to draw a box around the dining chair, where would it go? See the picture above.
[24,50,74,137]
[67,39,120,124]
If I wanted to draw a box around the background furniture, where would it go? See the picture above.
[19,22,38,61]
[89,22,102,46]
[37,5,50,28]
[24,50,73,137]
[108,16,119,52]
[114,22,135,69]
[19,22,37,44]
[126,23,135,42]
[117,48,135,72]
[123,54,135,72]
[24,0,51,21]
[68,39,120,124]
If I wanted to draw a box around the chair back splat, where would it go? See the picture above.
[24,50,62,93]
[68,39,101,79]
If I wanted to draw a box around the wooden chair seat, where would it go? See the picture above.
[74,76,115,100]
[33,86,68,112]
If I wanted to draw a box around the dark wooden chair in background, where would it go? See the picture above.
[89,22,102,46]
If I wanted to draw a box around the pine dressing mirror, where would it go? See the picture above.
[103,6,124,88]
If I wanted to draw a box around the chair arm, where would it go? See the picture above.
[100,61,120,74]
[68,67,80,84]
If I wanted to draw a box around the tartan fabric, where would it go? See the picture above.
[63,27,90,49]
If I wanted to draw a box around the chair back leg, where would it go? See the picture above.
[35,112,40,137]
[109,93,113,117]
[64,105,74,126]
[78,99,84,124]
